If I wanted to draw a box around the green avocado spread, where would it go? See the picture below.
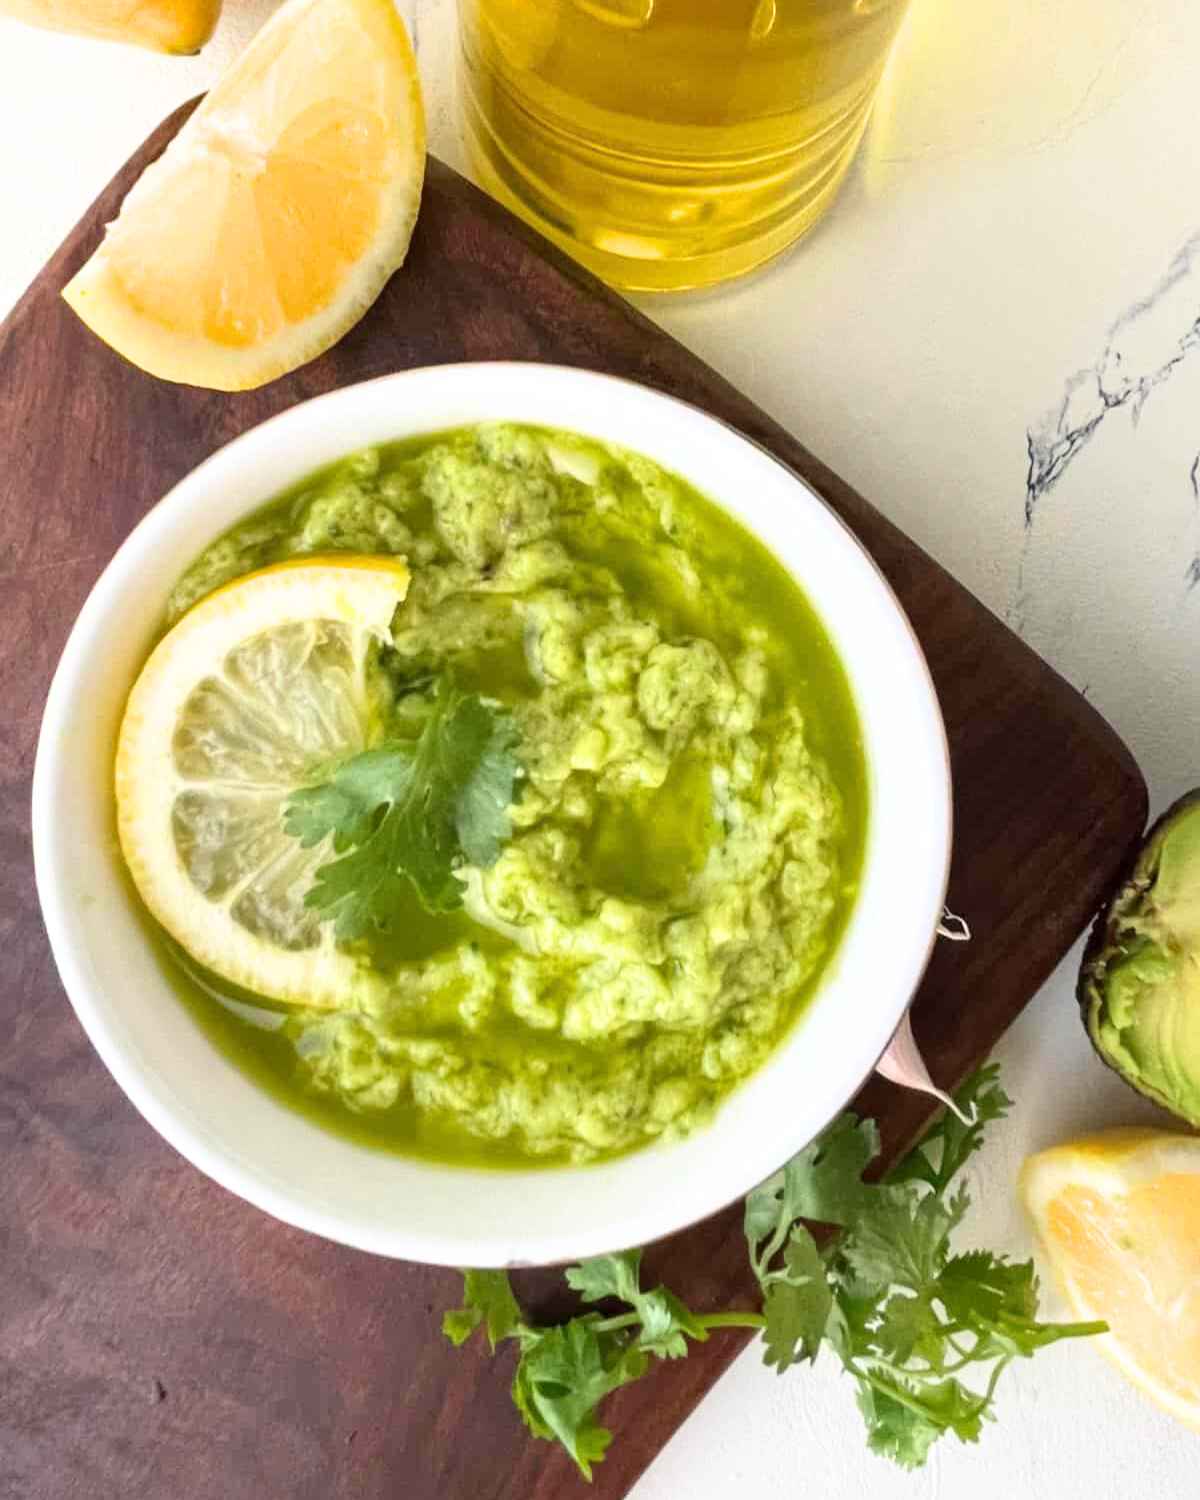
[148,422,868,1167]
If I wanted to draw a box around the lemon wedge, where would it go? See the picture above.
[116,556,410,1006]
[1021,1127,1200,1429]
[63,0,424,390]
[1,0,219,52]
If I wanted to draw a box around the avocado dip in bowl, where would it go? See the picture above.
[33,363,950,1267]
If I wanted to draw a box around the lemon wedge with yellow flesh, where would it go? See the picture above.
[63,0,424,391]
[1,0,219,52]
[116,556,410,1007]
[1021,1127,1200,1429]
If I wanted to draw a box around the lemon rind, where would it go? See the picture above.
[61,0,426,391]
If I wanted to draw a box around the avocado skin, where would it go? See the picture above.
[1078,788,1200,1125]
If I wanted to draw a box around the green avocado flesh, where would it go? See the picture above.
[1082,793,1200,1126]
[137,422,868,1169]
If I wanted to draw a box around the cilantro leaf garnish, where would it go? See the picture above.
[441,1250,757,1481]
[888,1063,1012,1193]
[283,684,520,936]
[443,1066,1106,1480]
[442,1269,522,1349]
[759,1228,832,1371]
[566,1249,710,1359]
[744,1112,877,1252]
[854,1369,987,1467]
[744,1064,1104,1466]
[836,1179,967,1296]
[512,1321,647,1477]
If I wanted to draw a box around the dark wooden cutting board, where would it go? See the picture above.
[0,102,1147,1500]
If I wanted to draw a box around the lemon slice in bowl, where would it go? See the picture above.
[62,0,425,392]
[116,556,410,1006]
[1021,1127,1200,1429]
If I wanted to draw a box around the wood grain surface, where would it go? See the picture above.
[0,103,1147,1500]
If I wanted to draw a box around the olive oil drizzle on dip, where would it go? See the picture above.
[136,423,868,1168]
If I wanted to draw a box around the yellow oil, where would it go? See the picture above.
[459,0,911,291]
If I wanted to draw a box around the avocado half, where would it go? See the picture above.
[1079,790,1200,1126]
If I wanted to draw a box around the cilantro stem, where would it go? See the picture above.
[589,1310,767,1337]
[589,1313,641,1335]
[982,1355,1011,1405]
[855,1353,944,1383]
[762,1222,791,1271]
[847,1361,947,1423]
[1006,1317,1108,1339]
[698,1311,768,1331]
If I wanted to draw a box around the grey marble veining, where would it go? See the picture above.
[1188,454,1200,590]
[1024,232,1200,532]
[1010,236,1200,805]
[1013,232,1200,636]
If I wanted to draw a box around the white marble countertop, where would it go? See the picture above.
[3,0,1198,1494]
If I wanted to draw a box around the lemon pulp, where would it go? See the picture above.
[115,557,410,1006]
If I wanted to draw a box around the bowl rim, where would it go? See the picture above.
[32,361,952,1266]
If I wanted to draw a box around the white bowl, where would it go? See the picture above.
[33,363,950,1268]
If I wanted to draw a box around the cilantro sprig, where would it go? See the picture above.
[443,1066,1105,1476]
[444,1253,760,1479]
[283,684,520,936]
